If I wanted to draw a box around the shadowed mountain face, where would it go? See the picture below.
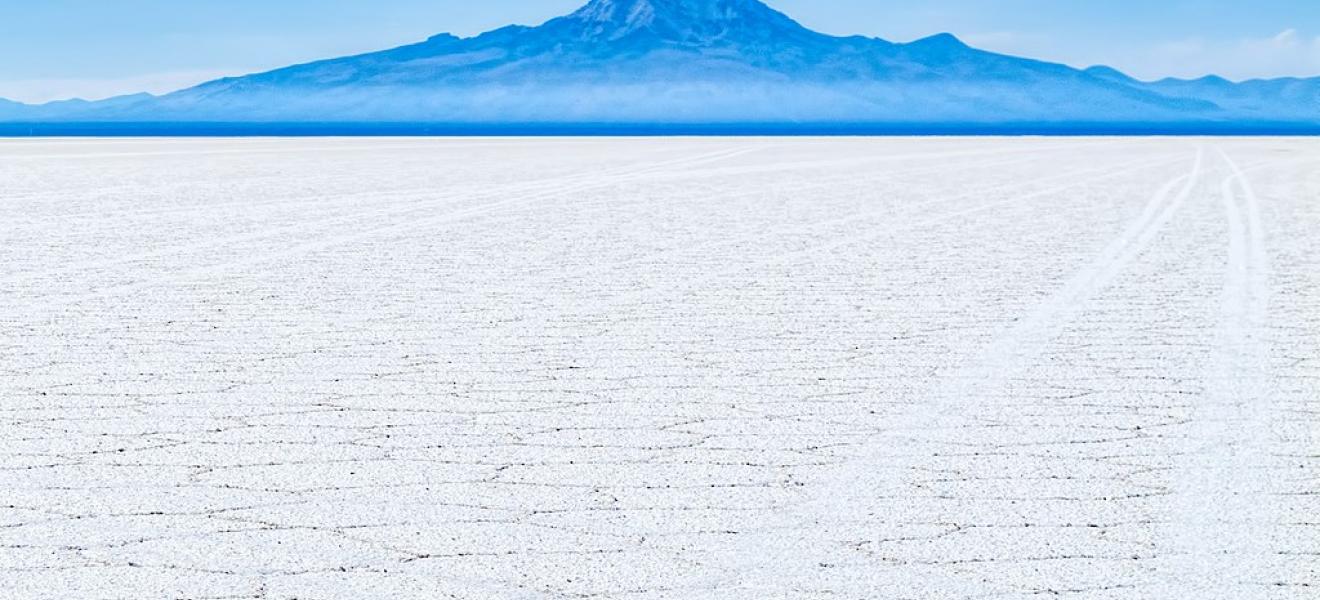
[4,0,1318,127]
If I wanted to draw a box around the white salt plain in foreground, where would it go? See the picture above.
[0,138,1316,599]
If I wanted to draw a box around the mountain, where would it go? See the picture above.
[1147,76,1320,122]
[0,98,26,119]
[3,0,1319,132]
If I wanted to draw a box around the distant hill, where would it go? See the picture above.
[0,98,26,119]
[4,0,1319,133]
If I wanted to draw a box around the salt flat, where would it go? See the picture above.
[0,137,1316,599]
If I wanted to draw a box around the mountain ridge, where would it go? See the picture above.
[3,0,1318,130]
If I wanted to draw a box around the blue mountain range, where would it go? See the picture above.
[3,0,1319,133]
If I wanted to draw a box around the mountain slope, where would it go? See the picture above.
[0,98,29,120]
[1147,76,1320,121]
[4,0,1318,128]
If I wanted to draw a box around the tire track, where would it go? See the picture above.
[9,139,1108,220]
[7,145,762,300]
[1160,147,1276,598]
[8,142,1121,299]
[8,142,1001,285]
[719,148,1206,594]
[595,151,1194,310]
[838,144,1201,480]
[556,147,1172,280]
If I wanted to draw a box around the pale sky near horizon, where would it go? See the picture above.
[2,0,1318,103]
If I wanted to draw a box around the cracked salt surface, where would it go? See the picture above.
[1,137,1316,599]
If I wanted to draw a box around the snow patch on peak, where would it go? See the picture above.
[572,0,768,22]
[565,0,804,41]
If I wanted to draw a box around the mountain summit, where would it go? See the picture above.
[4,0,1318,130]
[562,0,805,42]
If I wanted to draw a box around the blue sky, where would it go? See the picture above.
[3,0,1319,103]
